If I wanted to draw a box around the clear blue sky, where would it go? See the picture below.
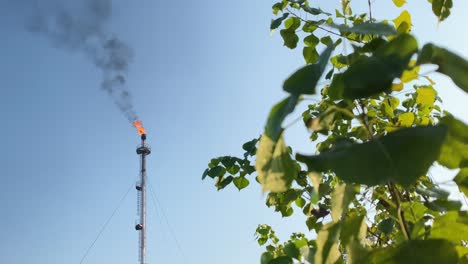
[0,1,467,263]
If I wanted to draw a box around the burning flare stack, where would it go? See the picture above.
[134,121,150,264]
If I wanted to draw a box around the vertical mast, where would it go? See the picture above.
[136,134,150,264]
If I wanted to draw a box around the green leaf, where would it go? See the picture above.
[297,126,448,187]
[265,96,299,141]
[416,86,436,107]
[365,239,459,263]
[270,256,293,264]
[432,0,453,22]
[256,134,299,193]
[393,10,412,33]
[295,196,306,208]
[331,22,397,36]
[283,45,334,95]
[207,165,226,178]
[304,34,319,47]
[331,183,356,222]
[398,112,415,127]
[306,216,317,231]
[341,215,368,263]
[320,36,333,46]
[303,47,319,64]
[284,242,300,259]
[424,199,462,212]
[431,211,468,244]
[438,115,468,169]
[454,168,468,196]
[217,176,233,190]
[401,202,427,222]
[417,43,468,93]
[315,222,341,264]
[378,218,395,235]
[328,34,418,100]
[341,0,352,16]
[392,0,406,7]
[271,13,290,30]
[233,177,250,190]
[261,252,274,264]
[280,29,299,49]
[303,6,331,16]
[285,17,300,30]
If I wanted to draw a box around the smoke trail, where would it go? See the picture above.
[27,0,138,122]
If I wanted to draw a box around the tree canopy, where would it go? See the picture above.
[203,1,468,263]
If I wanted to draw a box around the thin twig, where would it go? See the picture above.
[286,8,362,43]
[368,0,373,21]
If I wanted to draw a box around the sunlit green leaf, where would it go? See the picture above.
[398,112,415,127]
[454,168,468,196]
[331,183,355,222]
[393,10,412,33]
[438,115,468,169]
[431,211,468,244]
[416,86,436,106]
[315,222,341,264]
[233,177,250,190]
[256,134,299,193]
[392,0,406,7]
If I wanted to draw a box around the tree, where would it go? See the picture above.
[203,1,468,263]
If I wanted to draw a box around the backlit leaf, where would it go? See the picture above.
[416,86,436,106]
[417,43,468,93]
[256,134,298,193]
[393,10,412,33]
[331,22,397,36]
[438,115,468,169]
[265,96,299,141]
[392,0,406,7]
[284,45,334,95]
[431,211,468,244]
[331,183,356,222]
[398,112,415,127]
[315,222,341,264]
[400,60,420,83]
[365,239,459,263]
[303,47,319,64]
[297,126,448,187]
[328,34,418,100]
[233,177,250,190]
[392,82,404,92]
[432,0,453,22]
[454,168,468,196]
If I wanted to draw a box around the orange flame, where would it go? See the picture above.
[133,120,146,135]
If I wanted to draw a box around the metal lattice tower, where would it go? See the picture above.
[136,134,150,264]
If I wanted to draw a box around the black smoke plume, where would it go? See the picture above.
[27,0,137,122]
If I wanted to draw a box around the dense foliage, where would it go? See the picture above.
[203,1,468,263]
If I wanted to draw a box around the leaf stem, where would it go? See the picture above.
[286,8,362,43]
[388,182,411,240]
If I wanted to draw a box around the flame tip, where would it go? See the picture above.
[133,120,146,135]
